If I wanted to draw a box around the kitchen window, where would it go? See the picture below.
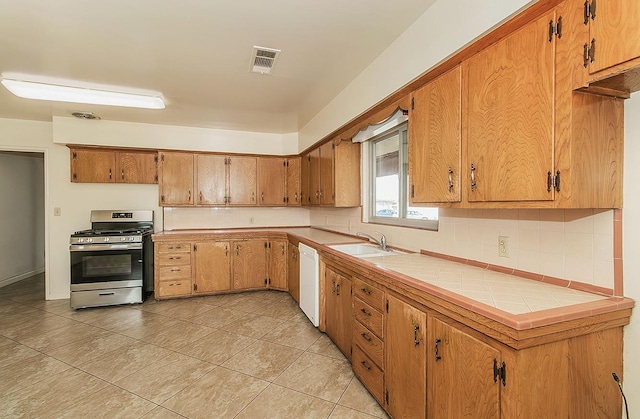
[365,122,438,230]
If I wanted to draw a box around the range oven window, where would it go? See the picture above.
[82,254,132,277]
[71,248,143,285]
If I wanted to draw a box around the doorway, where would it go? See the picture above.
[0,150,46,297]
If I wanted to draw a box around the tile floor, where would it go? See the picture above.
[0,274,388,418]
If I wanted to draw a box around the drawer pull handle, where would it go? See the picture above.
[99,292,115,296]
[360,287,372,296]
[169,282,181,287]
[360,360,371,371]
[168,256,181,260]
[360,307,371,316]
[170,268,181,272]
[361,332,372,342]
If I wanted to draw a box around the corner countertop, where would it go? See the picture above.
[152,227,634,333]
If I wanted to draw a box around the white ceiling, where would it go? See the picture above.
[0,1,435,134]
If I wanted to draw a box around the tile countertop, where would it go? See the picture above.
[332,250,634,331]
[153,227,634,331]
[152,227,364,245]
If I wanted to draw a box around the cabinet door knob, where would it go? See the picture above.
[470,164,477,191]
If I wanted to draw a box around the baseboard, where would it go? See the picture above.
[0,268,45,288]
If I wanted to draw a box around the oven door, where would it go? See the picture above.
[70,243,143,291]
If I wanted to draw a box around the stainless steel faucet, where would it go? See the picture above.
[356,231,388,251]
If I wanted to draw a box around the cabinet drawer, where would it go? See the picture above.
[353,278,384,312]
[157,243,191,253]
[353,297,383,339]
[157,252,192,266]
[353,320,383,369]
[157,280,191,297]
[352,345,384,405]
[158,265,192,281]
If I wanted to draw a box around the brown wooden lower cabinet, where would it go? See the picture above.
[155,241,193,298]
[267,239,288,290]
[428,316,500,418]
[324,264,352,360]
[193,241,231,293]
[288,243,300,303]
[232,239,267,290]
[385,293,427,419]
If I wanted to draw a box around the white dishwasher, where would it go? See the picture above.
[299,243,319,327]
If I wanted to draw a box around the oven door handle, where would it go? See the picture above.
[69,243,143,252]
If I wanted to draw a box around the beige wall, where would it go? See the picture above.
[0,152,45,286]
[297,0,534,150]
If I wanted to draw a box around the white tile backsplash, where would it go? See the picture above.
[309,206,615,290]
[163,207,310,230]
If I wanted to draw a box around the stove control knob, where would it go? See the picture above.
[87,238,93,243]
[121,237,126,242]
[104,237,110,242]
[78,238,84,243]
[129,237,135,241]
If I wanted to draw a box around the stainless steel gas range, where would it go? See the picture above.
[69,210,154,309]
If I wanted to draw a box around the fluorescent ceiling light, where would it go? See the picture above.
[1,76,165,110]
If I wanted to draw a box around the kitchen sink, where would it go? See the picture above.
[328,243,406,258]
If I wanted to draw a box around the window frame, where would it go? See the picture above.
[366,122,439,231]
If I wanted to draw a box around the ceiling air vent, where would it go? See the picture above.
[250,46,281,75]
[71,111,100,120]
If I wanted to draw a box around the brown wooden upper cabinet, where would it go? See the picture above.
[306,138,360,207]
[409,66,461,204]
[258,157,287,206]
[456,6,623,208]
[286,157,301,206]
[159,152,195,205]
[256,157,301,206]
[301,152,311,206]
[196,154,226,205]
[71,148,157,184]
[160,152,258,207]
[579,0,640,76]
[465,13,555,203]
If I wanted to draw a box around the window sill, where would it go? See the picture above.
[367,216,439,231]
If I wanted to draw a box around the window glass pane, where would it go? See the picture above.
[374,134,399,218]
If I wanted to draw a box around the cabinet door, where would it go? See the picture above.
[429,317,501,419]
[333,140,361,207]
[410,66,461,203]
[258,157,286,206]
[319,141,335,205]
[325,266,352,359]
[159,152,194,205]
[301,153,311,206]
[589,0,640,73]
[309,148,321,205]
[268,239,288,290]
[196,154,227,205]
[286,157,301,206]
[116,152,157,184]
[288,245,300,303]
[385,294,426,419]
[466,13,554,202]
[194,241,231,293]
[232,240,267,290]
[71,149,115,183]
[228,156,257,205]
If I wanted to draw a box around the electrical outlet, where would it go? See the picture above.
[54,207,61,216]
[348,220,352,231]
[249,217,255,224]
[498,236,510,257]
